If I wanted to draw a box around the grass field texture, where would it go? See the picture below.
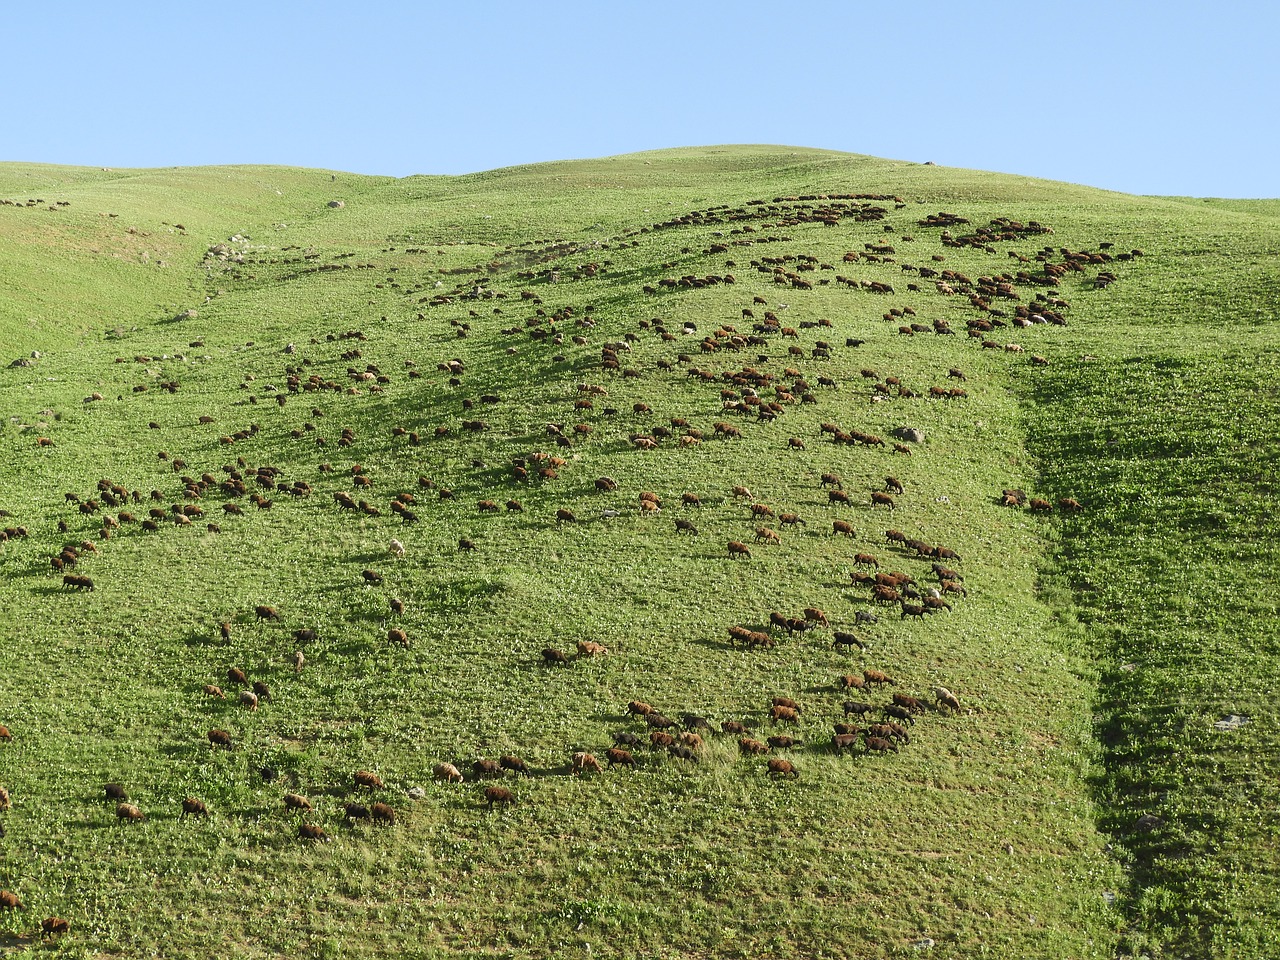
[0,146,1275,958]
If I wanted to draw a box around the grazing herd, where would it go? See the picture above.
[0,176,1131,947]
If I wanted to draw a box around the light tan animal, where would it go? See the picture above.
[433,762,464,784]
[116,802,145,822]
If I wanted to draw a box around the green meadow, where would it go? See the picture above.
[0,146,1275,958]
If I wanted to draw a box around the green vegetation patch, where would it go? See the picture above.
[0,146,1273,958]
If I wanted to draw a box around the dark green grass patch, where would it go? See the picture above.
[1024,328,1280,957]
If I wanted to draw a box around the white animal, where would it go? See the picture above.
[388,538,405,558]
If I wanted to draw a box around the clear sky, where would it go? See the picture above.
[5,2,1275,198]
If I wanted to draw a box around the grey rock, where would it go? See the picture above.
[1213,714,1251,731]
[1135,813,1163,832]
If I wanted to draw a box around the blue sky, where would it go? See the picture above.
[5,2,1276,197]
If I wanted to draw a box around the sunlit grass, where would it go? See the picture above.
[0,147,1273,957]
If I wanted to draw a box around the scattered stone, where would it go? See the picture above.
[1134,813,1163,833]
[912,937,935,950]
[406,786,426,801]
[892,426,925,444]
[328,200,345,209]
[1213,714,1251,731]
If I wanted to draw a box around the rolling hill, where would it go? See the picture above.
[0,146,1275,959]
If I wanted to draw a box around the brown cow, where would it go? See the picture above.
[42,917,70,939]
[433,762,464,783]
[872,585,901,605]
[208,728,232,750]
[864,735,899,754]
[832,733,861,755]
[900,601,927,620]
[892,693,927,714]
[803,607,829,628]
[484,785,515,808]
[769,705,799,724]
[606,747,636,767]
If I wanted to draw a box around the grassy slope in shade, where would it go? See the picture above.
[1017,196,1280,958]
[0,145,1273,958]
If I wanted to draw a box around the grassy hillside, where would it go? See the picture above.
[0,146,1274,958]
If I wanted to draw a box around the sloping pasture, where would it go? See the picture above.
[0,147,1267,957]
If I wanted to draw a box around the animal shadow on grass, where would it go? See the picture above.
[333,635,379,657]
[28,583,70,596]
[72,809,176,829]
[522,764,561,780]
[181,629,225,649]
[689,635,727,652]
[230,804,284,824]
[350,550,393,565]
[346,605,390,626]
[468,762,559,781]
[159,741,210,762]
